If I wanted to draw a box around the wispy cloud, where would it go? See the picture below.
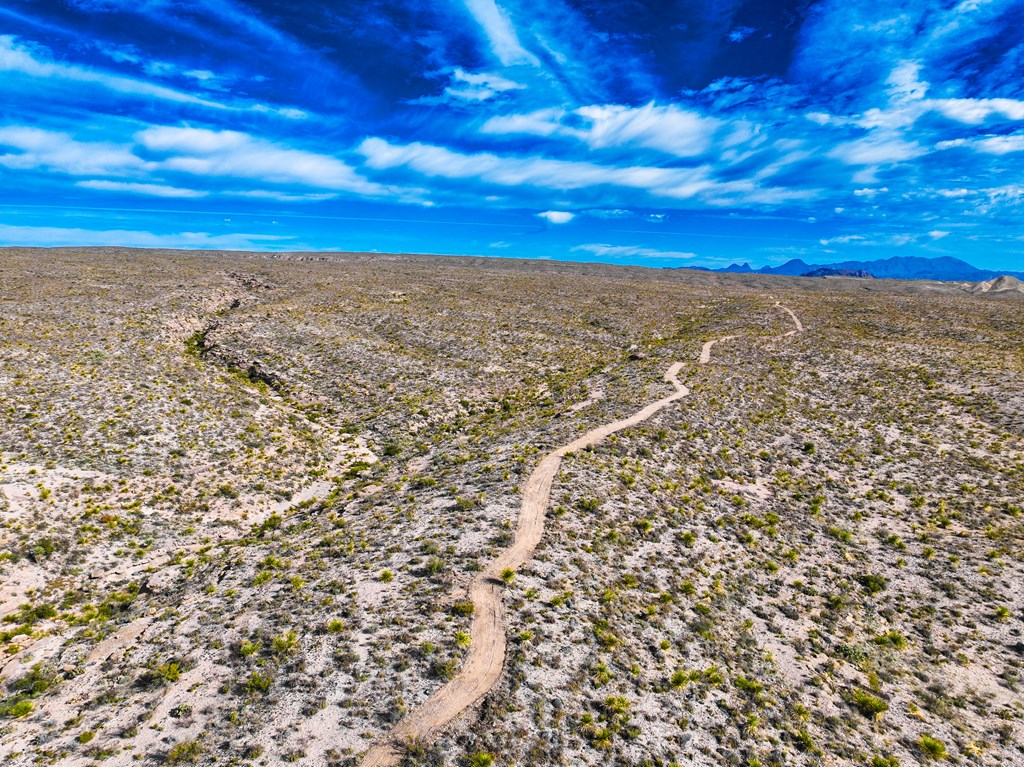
[413,67,525,105]
[828,132,926,166]
[483,102,722,157]
[460,0,538,66]
[76,180,207,198]
[0,126,143,176]
[572,243,698,260]
[0,35,229,109]
[0,35,309,120]
[139,126,388,195]
[358,137,799,205]
[0,222,294,250]
[938,134,1024,155]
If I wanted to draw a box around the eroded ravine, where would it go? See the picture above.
[362,306,804,765]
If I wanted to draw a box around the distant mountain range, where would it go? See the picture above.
[801,267,875,278]
[690,256,1024,282]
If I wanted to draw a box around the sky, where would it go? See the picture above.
[1,0,1023,270]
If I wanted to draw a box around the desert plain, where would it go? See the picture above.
[0,247,1022,767]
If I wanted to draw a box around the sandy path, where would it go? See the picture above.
[699,335,736,364]
[361,308,802,766]
[776,303,804,335]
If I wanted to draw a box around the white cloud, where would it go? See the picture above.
[76,179,206,198]
[818,235,866,245]
[358,137,809,206]
[183,69,217,82]
[830,133,925,165]
[853,187,889,198]
[728,27,756,43]
[359,137,730,199]
[0,126,143,176]
[581,208,636,219]
[819,233,920,247]
[461,0,537,66]
[938,133,1024,154]
[537,210,574,224]
[572,244,698,260]
[481,108,565,136]
[138,126,386,194]
[483,102,721,157]
[231,190,339,202]
[886,61,928,104]
[575,103,721,156]
[252,104,309,120]
[0,223,294,250]
[0,36,307,119]
[931,97,1024,124]
[0,35,227,109]
[443,68,524,102]
[140,60,220,85]
[928,230,950,239]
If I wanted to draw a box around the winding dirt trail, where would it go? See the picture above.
[776,303,804,335]
[361,307,803,766]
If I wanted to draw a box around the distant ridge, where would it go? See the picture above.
[801,267,874,278]
[705,255,1024,282]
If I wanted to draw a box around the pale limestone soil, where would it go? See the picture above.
[362,308,803,765]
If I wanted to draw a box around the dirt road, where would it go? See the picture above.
[361,307,802,766]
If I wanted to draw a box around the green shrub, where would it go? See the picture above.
[918,734,947,760]
[850,689,888,719]
[155,662,181,684]
[0,698,33,718]
[243,671,273,695]
[735,676,764,695]
[872,630,907,649]
[271,630,299,656]
[431,658,458,680]
[10,664,58,697]
[424,557,446,576]
[669,669,689,689]
[857,574,889,595]
[167,739,203,763]
[326,619,345,634]
[27,538,57,563]
[871,755,900,767]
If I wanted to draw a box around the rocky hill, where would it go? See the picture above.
[971,275,1024,294]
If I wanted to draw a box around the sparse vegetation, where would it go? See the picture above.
[0,248,1021,767]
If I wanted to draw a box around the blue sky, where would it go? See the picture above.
[1,0,1023,270]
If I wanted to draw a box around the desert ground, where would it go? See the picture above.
[1,247,1022,767]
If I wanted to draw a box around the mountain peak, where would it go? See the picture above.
[715,256,1024,282]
